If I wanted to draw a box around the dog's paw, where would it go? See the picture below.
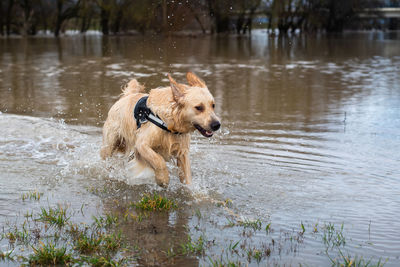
[155,169,170,188]
[156,181,169,188]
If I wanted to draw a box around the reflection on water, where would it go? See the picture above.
[1,31,400,265]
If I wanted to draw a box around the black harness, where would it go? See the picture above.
[134,96,179,134]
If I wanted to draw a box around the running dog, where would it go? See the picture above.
[100,72,220,187]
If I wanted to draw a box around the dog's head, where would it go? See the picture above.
[168,72,220,137]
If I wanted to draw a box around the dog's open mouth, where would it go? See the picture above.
[194,124,213,138]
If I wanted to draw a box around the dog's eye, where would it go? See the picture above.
[195,105,204,112]
[212,103,215,109]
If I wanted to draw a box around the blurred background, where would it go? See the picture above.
[1,0,400,37]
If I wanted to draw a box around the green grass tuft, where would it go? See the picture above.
[323,222,346,249]
[74,232,103,254]
[102,232,123,251]
[133,193,177,211]
[330,249,386,267]
[80,255,127,267]
[29,242,73,266]
[208,255,243,267]
[239,219,262,231]
[0,249,14,261]
[21,190,42,202]
[179,234,206,255]
[37,205,70,227]
[93,213,119,229]
[247,247,263,263]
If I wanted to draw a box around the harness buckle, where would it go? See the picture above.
[133,96,180,134]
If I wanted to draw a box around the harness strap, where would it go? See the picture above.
[133,96,179,134]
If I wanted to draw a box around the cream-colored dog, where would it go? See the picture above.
[100,72,220,187]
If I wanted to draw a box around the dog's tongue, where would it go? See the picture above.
[203,130,214,137]
[194,124,214,138]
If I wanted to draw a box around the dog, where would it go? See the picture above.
[100,72,220,187]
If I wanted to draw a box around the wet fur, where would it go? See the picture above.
[100,73,219,187]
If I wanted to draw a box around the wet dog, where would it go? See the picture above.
[100,72,220,187]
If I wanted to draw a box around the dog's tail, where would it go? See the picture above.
[122,79,145,96]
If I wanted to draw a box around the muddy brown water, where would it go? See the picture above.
[1,31,400,265]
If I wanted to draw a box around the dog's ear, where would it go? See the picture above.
[186,72,206,88]
[168,74,185,103]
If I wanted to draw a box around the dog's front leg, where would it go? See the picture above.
[136,144,169,187]
[177,152,192,185]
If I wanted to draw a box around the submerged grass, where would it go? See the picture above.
[29,242,73,266]
[0,250,13,261]
[74,232,103,254]
[323,222,346,249]
[246,247,263,263]
[330,249,387,267]
[80,255,127,267]
[37,205,70,227]
[93,213,119,229]
[4,224,30,245]
[208,255,243,267]
[21,190,42,202]
[238,218,262,231]
[0,188,390,267]
[74,230,123,254]
[180,234,207,255]
[133,193,177,211]
[0,199,132,266]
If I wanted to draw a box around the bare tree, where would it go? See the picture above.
[0,1,4,35]
[6,0,15,35]
[0,0,394,36]
[54,0,81,37]
[79,0,96,33]
[95,0,113,35]
[111,0,130,34]
[186,2,206,34]
[18,0,35,35]
[206,0,233,33]
[235,0,261,34]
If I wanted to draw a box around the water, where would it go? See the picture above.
[1,31,400,265]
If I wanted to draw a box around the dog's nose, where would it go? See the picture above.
[210,120,221,131]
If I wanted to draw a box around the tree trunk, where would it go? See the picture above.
[267,11,273,32]
[162,0,168,33]
[100,8,109,35]
[54,19,62,37]
[206,0,215,34]
[86,15,92,32]
[113,9,122,34]
[54,0,63,37]
[0,1,4,35]
[6,0,14,35]
[81,12,92,33]
[21,0,33,36]
[38,0,48,34]
[80,16,87,33]
[215,13,230,33]
[243,17,251,34]
[388,18,398,30]
[244,6,257,34]
[236,12,245,34]
[188,3,206,34]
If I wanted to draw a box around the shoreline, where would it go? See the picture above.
[1,29,400,39]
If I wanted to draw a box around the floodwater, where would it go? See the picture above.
[1,31,400,265]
